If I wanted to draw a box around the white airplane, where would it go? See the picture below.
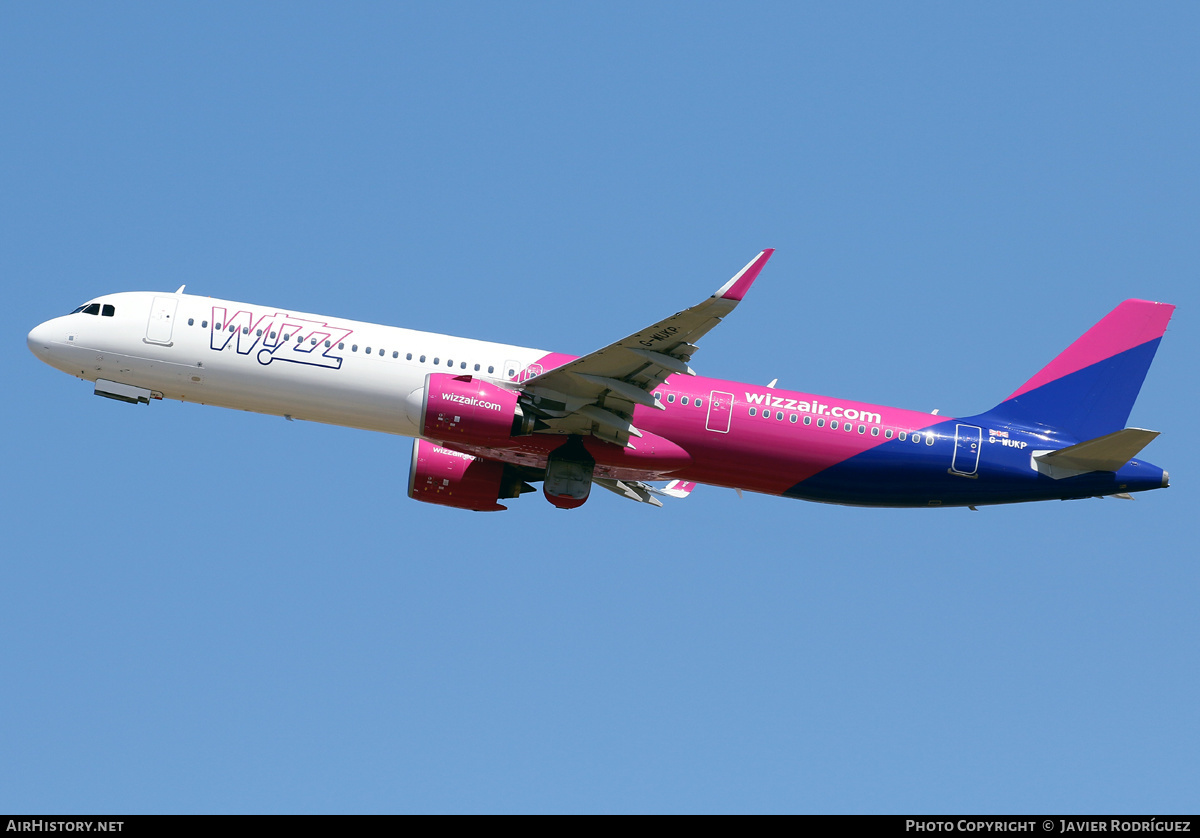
[27,250,1172,510]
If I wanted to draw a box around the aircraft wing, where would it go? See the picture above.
[521,249,774,446]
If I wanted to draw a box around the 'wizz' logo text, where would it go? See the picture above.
[209,307,354,370]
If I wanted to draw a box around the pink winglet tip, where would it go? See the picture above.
[715,248,775,302]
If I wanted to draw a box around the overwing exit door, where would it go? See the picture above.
[706,390,734,433]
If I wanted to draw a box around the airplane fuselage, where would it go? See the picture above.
[27,288,1169,509]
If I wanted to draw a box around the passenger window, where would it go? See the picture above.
[393,351,398,358]
[378,348,384,356]
[257,329,263,336]
[695,399,703,408]
[858,425,865,434]
[790,414,797,423]
[461,362,467,369]
[271,332,277,340]
[201,320,208,328]
[871,427,879,436]
[654,392,662,401]
[102,305,115,316]
[926,434,935,446]
[339,342,345,350]
[681,397,689,406]
[325,341,331,348]
[420,355,426,363]
[912,433,921,443]
[474,364,480,371]
[777,411,784,420]
[803,416,811,425]
[488,365,495,373]
[885,429,893,439]
[447,359,452,367]
[366,346,371,353]
[748,407,756,416]
[283,333,290,341]
[407,353,413,361]
[817,418,825,428]
[845,422,853,432]
[667,394,676,403]
[215,322,222,330]
[188,318,194,326]
[353,345,358,352]
[831,420,838,430]
[899,431,907,441]
[434,357,439,364]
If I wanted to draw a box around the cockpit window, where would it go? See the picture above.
[68,302,117,316]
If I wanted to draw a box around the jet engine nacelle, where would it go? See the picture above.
[412,373,535,445]
[408,439,532,512]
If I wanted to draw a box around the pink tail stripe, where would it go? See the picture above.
[1007,300,1175,401]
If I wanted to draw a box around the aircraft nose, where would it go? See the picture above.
[27,319,60,364]
[28,321,49,358]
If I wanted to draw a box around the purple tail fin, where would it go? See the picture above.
[978,300,1175,441]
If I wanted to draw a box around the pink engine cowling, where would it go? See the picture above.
[417,373,531,445]
[408,439,510,511]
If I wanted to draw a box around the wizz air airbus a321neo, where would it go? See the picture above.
[27,250,1174,511]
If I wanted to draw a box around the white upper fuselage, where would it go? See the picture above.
[27,290,549,438]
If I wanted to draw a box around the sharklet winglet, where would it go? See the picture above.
[713,249,774,302]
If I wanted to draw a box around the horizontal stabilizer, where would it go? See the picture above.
[658,479,697,499]
[594,477,665,507]
[1033,428,1159,478]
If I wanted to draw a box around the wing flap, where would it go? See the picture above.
[571,373,665,410]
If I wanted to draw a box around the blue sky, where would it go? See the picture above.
[3,3,1197,814]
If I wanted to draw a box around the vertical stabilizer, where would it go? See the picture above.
[980,300,1174,440]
